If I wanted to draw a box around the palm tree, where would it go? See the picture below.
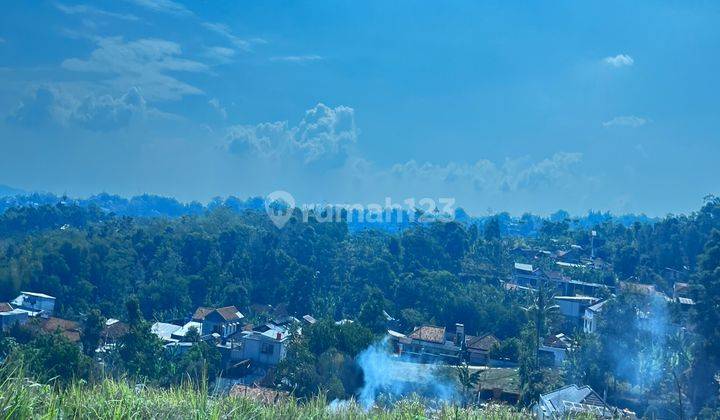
[666,330,694,420]
[521,279,559,364]
[455,362,482,406]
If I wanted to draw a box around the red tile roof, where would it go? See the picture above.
[192,306,214,321]
[214,306,243,321]
[408,326,446,344]
[39,317,81,342]
[102,320,129,340]
[465,334,499,352]
[0,302,13,312]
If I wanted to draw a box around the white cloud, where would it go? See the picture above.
[69,87,148,131]
[270,55,324,63]
[7,86,156,131]
[226,103,357,167]
[56,3,139,21]
[208,98,227,119]
[602,115,647,128]
[122,0,192,16]
[202,22,264,51]
[389,152,583,193]
[61,37,208,101]
[205,46,236,62]
[6,87,58,127]
[603,54,634,68]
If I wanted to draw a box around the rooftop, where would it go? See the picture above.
[214,306,244,322]
[408,325,446,344]
[539,384,612,417]
[465,334,499,352]
[514,263,534,273]
[192,306,214,321]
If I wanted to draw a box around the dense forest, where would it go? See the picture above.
[1,195,720,415]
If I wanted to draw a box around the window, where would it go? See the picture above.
[261,342,274,354]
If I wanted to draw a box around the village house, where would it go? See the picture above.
[554,295,600,331]
[151,322,183,343]
[539,333,573,367]
[388,323,499,365]
[0,306,28,331]
[389,325,463,364]
[583,300,607,334]
[198,306,244,338]
[32,317,81,343]
[10,291,56,316]
[227,323,291,366]
[99,318,129,350]
[1,291,58,331]
[534,384,634,419]
[510,264,608,297]
[464,333,500,365]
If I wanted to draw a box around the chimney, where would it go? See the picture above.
[455,323,465,347]
[276,332,282,340]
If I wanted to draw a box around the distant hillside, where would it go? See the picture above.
[0,189,655,235]
[0,184,26,197]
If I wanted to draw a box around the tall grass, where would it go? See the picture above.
[0,367,531,419]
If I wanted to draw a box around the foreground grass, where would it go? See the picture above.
[0,373,530,420]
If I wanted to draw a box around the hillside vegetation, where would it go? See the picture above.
[0,372,529,420]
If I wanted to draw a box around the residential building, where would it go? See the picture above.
[34,317,81,343]
[199,306,244,338]
[583,300,607,334]
[554,295,599,331]
[10,291,56,316]
[224,318,296,366]
[534,384,632,419]
[0,308,29,331]
[539,333,573,367]
[388,323,501,365]
[100,318,129,347]
[151,322,182,343]
[465,334,499,365]
[512,263,542,287]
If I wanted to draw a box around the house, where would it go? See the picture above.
[0,308,29,331]
[509,265,609,297]
[100,319,129,347]
[512,263,542,287]
[151,322,182,343]
[192,307,214,322]
[171,321,203,341]
[35,317,81,342]
[583,300,607,334]
[539,333,573,367]
[464,334,499,365]
[534,384,631,419]
[389,325,463,364]
[199,306,244,337]
[10,291,56,316]
[554,296,599,331]
[225,319,294,366]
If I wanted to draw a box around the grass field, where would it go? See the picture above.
[0,370,533,419]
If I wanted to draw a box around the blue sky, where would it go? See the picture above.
[1,0,719,215]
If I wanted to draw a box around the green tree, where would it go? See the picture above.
[81,309,105,356]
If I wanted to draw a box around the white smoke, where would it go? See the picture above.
[353,337,459,409]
